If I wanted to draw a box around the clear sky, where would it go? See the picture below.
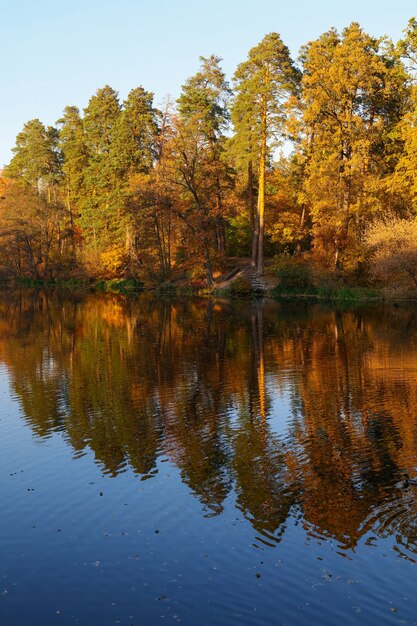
[0,0,416,166]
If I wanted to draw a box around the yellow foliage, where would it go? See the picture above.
[366,216,417,290]
[99,245,126,277]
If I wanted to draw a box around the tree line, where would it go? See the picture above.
[2,20,417,288]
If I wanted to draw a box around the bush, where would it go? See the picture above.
[225,275,253,295]
[155,281,177,295]
[212,275,253,297]
[274,255,313,290]
[365,217,417,291]
[93,278,143,293]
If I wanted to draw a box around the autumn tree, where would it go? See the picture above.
[3,119,68,275]
[366,216,417,290]
[149,56,233,286]
[265,154,309,252]
[389,20,417,215]
[297,24,408,271]
[167,113,218,285]
[0,178,65,278]
[388,90,417,213]
[397,17,417,76]
[113,87,161,274]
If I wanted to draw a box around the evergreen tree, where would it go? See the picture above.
[57,106,88,252]
[112,86,159,178]
[126,98,176,280]
[5,118,62,195]
[178,55,231,256]
[81,85,123,271]
[231,33,300,273]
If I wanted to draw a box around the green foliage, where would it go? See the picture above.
[231,33,300,165]
[274,255,313,289]
[81,85,122,245]
[57,106,88,214]
[230,32,301,272]
[272,282,378,301]
[225,214,252,256]
[222,275,253,296]
[112,87,159,176]
[5,119,62,190]
[93,278,143,293]
[178,54,231,139]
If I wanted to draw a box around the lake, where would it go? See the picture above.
[1,291,417,625]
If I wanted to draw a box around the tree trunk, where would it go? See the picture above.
[67,185,76,260]
[214,166,226,257]
[251,212,259,268]
[256,95,267,275]
[257,153,265,276]
[216,219,226,257]
[248,160,255,231]
[203,242,214,287]
[249,159,258,266]
[252,92,267,275]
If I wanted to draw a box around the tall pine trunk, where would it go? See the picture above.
[252,92,267,275]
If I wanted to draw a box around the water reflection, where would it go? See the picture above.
[2,291,417,556]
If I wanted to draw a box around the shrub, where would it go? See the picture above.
[226,275,253,295]
[274,255,313,290]
[155,281,177,295]
[365,217,417,291]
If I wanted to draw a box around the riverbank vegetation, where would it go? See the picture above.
[3,20,417,295]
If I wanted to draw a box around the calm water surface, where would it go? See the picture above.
[1,292,417,625]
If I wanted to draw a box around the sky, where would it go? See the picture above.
[0,0,416,166]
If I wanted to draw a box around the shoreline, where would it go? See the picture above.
[1,278,415,304]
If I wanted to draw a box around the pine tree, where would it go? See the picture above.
[81,85,122,269]
[112,86,159,178]
[5,119,62,195]
[57,106,88,253]
[231,33,300,274]
[178,55,231,256]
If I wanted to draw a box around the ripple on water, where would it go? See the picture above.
[2,296,417,625]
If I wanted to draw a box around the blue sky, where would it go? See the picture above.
[0,0,415,166]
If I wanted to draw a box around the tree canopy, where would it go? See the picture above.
[3,20,417,291]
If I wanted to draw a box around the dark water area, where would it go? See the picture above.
[1,291,417,625]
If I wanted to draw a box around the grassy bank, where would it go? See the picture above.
[270,285,381,301]
[5,274,414,304]
[12,277,144,294]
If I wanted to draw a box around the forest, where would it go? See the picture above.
[2,20,417,293]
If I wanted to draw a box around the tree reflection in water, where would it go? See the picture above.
[2,290,417,556]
